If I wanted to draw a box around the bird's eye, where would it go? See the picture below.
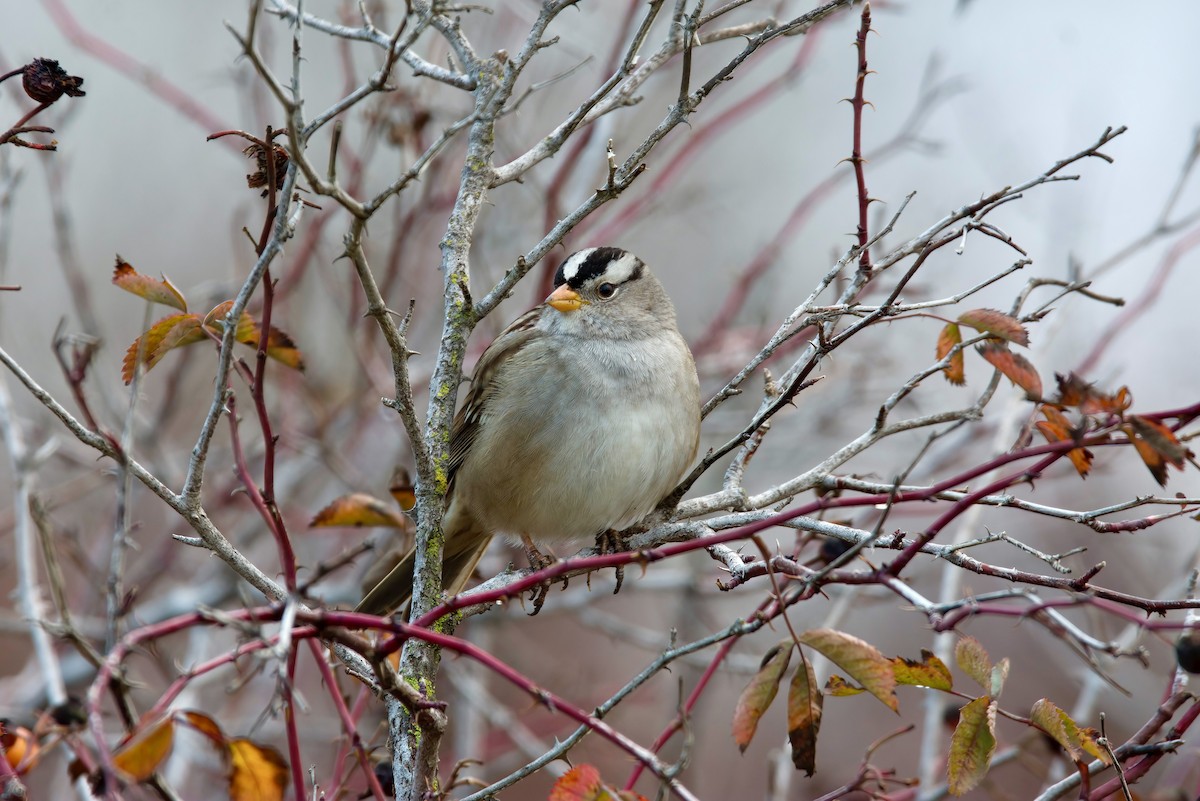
[597,282,617,299]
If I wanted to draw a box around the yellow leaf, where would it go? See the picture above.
[122,314,204,383]
[823,674,865,696]
[800,629,898,712]
[228,738,288,801]
[178,710,226,746]
[112,715,175,782]
[1029,699,1112,766]
[201,303,305,372]
[891,649,953,691]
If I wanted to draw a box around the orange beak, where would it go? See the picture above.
[546,284,586,313]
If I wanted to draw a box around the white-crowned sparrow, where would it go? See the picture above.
[356,247,701,616]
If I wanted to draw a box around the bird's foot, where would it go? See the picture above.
[522,538,561,615]
[593,528,629,594]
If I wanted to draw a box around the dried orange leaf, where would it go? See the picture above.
[1035,407,1093,478]
[122,314,205,383]
[1029,699,1112,766]
[732,642,792,752]
[237,320,306,371]
[947,696,996,795]
[1123,416,1190,487]
[892,649,953,691]
[957,308,1029,346]
[112,715,175,782]
[954,637,992,690]
[309,493,408,529]
[203,300,237,330]
[228,738,288,801]
[199,303,304,372]
[548,763,639,801]
[112,256,187,311]
[800,629,898,712]
[178,710,226,746]
[787,657,822,776]
[937,323,966,385]
[1054,373,1132,415]
[824,674,865,696]
[1,722,39,775]
[1128,415,1191,467]
[976,341,1042,399]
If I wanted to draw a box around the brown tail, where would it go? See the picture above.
[355,533,491,617]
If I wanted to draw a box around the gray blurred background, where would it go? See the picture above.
[3,1,1200,798]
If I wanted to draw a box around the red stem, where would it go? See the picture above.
[305,639,388,801]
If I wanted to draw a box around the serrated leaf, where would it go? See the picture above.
[947,696,996,795]
[732,642,792,752]
[954,637,992,690]
[112,715,175,782]
[892,649,953,691]
[976,341,1043,399]
[237,319,306,372]
[787,657,822,776]
[800,629,898,712]
[122,314,205,383]
[957,308,1029,346]
[1029,699,1110,765]
[937,323,965,385]
[824,674,865,696]
[201,302,305,372]
[112,256,187,311]
[309,493,409,529]
[228,738,288,801]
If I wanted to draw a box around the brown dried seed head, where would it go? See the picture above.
[243,142,289,194]
[22,58,86,104]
